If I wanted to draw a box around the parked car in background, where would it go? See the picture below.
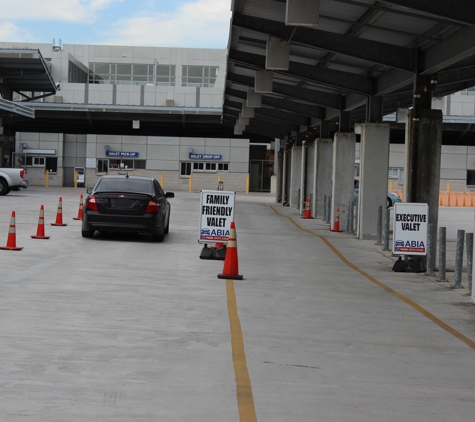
[354,181,401,208]
[0,167,28,195]
[81,174,174,241]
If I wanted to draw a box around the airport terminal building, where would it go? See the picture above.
[0,42,257,192]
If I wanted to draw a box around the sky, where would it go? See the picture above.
[0,0,232,48]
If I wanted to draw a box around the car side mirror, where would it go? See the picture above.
[165,192,175,198]
[87,188,92,194]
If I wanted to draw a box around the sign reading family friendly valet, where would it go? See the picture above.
[106,151,139,157]
[393,203,429,256]
[199,190,235,243]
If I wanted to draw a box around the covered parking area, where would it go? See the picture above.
[223,0,475,249]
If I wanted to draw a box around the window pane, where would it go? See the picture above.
[116,64,131,75]
[94,63,109,74]
[156,65,170,76]
[133,64,148,75]
[188,66,203,77]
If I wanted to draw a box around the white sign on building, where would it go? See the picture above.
[199,190,235,243]
[393,203,429,256]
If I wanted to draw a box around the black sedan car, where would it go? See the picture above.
[81,175,174,241]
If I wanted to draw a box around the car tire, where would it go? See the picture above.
[0,178,9,195]
[152,232,165,242]
[387,197,392,209]
[82,229,94,238]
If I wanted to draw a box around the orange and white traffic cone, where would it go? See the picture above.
[330,207,343,232]
[31,205,50,239]
[0,211,23,250]
[302,198,314,219]
[51,197,68,226]
[217,222,243,280]
[73,194,84,220]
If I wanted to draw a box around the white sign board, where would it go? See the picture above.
[393,203,428,256]
[199,190,235,244]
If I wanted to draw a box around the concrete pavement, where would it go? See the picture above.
[0,187,474,421]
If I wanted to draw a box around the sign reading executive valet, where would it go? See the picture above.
[393,203,429,256]
[199,190,235,243]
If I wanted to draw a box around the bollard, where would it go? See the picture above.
[188,174,193,192]
[383,208,390,251]
[377,205,383,245]
[452,229,465,288]
[426,223,435,276]
[323,195,327,222]
[437,227,447,282]
[466,233,473,295]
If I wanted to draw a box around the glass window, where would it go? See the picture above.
[182,66,218,87]
[45,157,58,173]
[388,168,398,178]
[88,63,175,86]
[467,170,475,185]
[97,159,109,174]
[181,162,192,177]
[133,64,148,76]
[218,163,229,171]
[116,64,131,75]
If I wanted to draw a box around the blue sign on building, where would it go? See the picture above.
[189,153,222,160]
[106,151,139,158]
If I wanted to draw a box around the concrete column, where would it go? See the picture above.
[299,142,307,214]
[358,123,390,239]
[405,109,442,267]
[314,138,333,217]
[307,142,316,217]
[331,133,356,228]
[282,148,289,205]
[290,146,302,208]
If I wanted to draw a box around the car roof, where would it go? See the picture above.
[100,175,154,182]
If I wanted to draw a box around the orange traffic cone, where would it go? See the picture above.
[0,211,23,250]
[31,205,50,239]
[302,198,314,219]
[330,207,343,232]
[73,194,84,220]
[217,222,243,280]
[51,197,68,226]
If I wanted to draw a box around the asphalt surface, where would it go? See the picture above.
[0,187,474,421]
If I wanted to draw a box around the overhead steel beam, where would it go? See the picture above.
[229,49,371,95]
[226,87,323,117]
[225,98,309,126]
[228,71,343,109]
[233,13,417,71]
[422,26,475,75]
[224,103,300,131]
[381,0,475,27]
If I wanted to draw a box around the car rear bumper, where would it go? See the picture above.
[82,212,164,234]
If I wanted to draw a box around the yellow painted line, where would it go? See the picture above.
[226,279,258,422]
[270,206,475,351]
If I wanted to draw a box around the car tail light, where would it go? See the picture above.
[86,195,98,211]
[146,199,160,213]
[20,169,24,179]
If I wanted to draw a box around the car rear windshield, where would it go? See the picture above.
[95,178,154,194]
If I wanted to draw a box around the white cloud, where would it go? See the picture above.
[0,0,122,23]
[0,21,34,42]
[102,0,232,48]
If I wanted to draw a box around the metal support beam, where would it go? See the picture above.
[232,13,417,71]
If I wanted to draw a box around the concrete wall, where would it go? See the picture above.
[17,133,250,191]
